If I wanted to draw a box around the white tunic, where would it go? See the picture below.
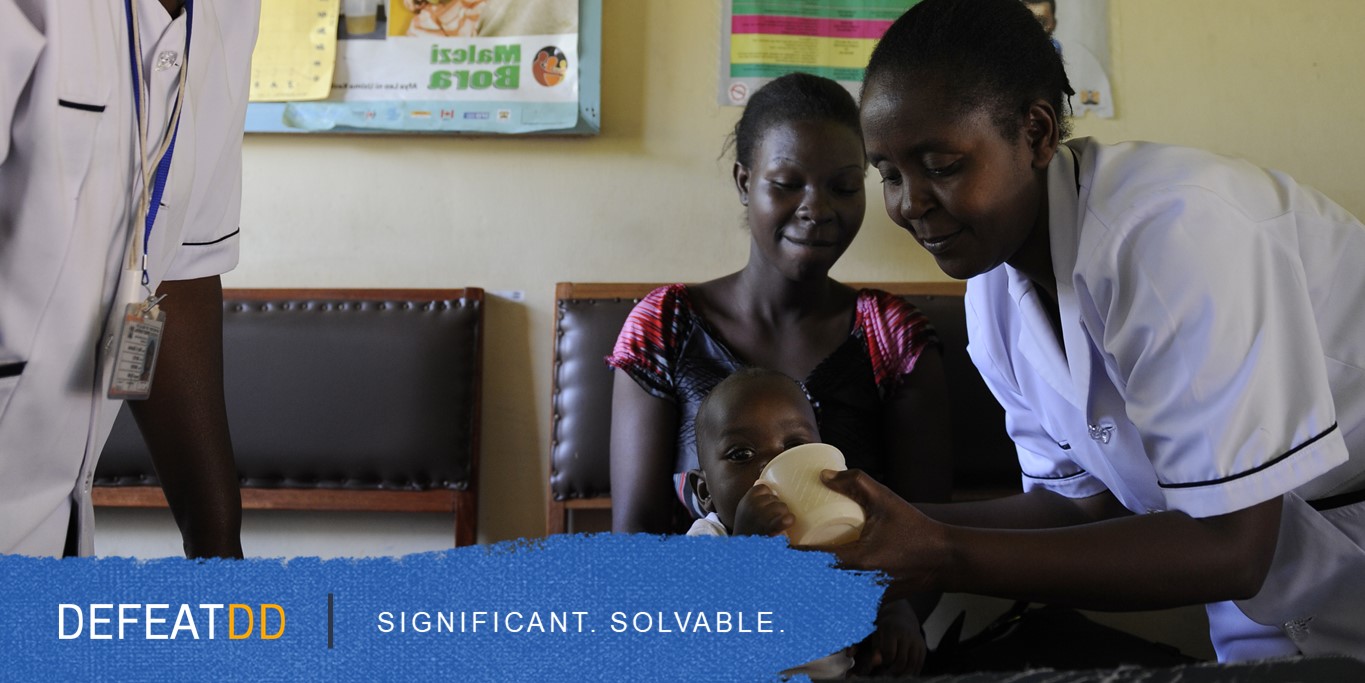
[0,0,259,556]
[966,137,1365,660]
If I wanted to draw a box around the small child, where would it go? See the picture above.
[686,368,926,677]
[686,367,810,538]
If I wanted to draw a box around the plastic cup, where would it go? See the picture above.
[757,443,865,546]
[343,0,378,35]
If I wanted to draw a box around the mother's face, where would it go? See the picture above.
[860,76,1055,280]
[735,119,867,282]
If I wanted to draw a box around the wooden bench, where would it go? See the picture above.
[546,281,1018,535]
[95,288,484,547]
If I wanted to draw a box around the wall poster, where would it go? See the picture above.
[719,0,1113,119]
[247,0,601,134]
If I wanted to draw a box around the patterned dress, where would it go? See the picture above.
[607,284,939,515]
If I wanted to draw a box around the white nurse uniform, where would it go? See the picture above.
[966,137,1365,660]
[0,0,258,556]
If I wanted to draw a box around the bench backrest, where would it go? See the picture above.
[96,288,484,544]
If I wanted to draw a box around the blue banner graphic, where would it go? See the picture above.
[3,535,884,680]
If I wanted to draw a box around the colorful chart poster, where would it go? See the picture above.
[720,0,911,106]
[247,0,601,134]
[719,0,1114,119]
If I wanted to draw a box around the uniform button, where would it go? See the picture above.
[1088,423,1113,444]
[156,51,181,71]
[1283,617,1313,640]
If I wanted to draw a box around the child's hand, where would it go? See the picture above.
[731,483,794,537]
[852,599,926,676]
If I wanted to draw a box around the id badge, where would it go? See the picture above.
[108,301,166,400]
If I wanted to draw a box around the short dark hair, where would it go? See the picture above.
[695,367,808,448]
[727,72,863,167]
[863,0,1074,140]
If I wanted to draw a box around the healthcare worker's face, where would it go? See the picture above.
[734,119,866,283]
[861,75,1055,280]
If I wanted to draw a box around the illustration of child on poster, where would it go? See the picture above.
[388,0,578,38]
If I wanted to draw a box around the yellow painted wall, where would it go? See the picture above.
[228,0,1365,543]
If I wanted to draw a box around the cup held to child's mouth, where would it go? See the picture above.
[757,443,866,546]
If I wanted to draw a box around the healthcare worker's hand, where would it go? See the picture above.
[815,469,946,600]
[732,483,794,537]
[852,599,927,676]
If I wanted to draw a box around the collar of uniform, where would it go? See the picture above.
[1004,255,1075,407]
[134,0,185,72]
[1047,142,1084,288]
[1048,141,1103,408]
[993,142,1093,410]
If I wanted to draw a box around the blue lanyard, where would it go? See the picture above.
[122,0,193,286]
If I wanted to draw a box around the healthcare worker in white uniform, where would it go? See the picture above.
[0,0,260,557]
[821,0,1365,663]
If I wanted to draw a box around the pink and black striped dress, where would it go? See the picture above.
[607,284,939,516]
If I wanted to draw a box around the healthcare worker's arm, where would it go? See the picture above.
[1,0,44,164]
[922,484,1132,529]
[822,469,1281,611]
[127,275,243,559]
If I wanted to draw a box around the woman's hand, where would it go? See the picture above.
[852,599,927,676]
[731,484,794,537]
[816,469,947,599]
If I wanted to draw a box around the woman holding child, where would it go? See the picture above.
[824,0,1365,662]
[607,73,953,537]
[607,73,954,675]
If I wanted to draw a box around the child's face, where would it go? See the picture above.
[694,376,820,530]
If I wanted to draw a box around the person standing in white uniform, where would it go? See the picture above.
[819,0,1365,662]
[0,0,260,557]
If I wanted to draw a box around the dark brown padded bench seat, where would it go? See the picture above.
[547,282,1017,535]
[95,288,484,547]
